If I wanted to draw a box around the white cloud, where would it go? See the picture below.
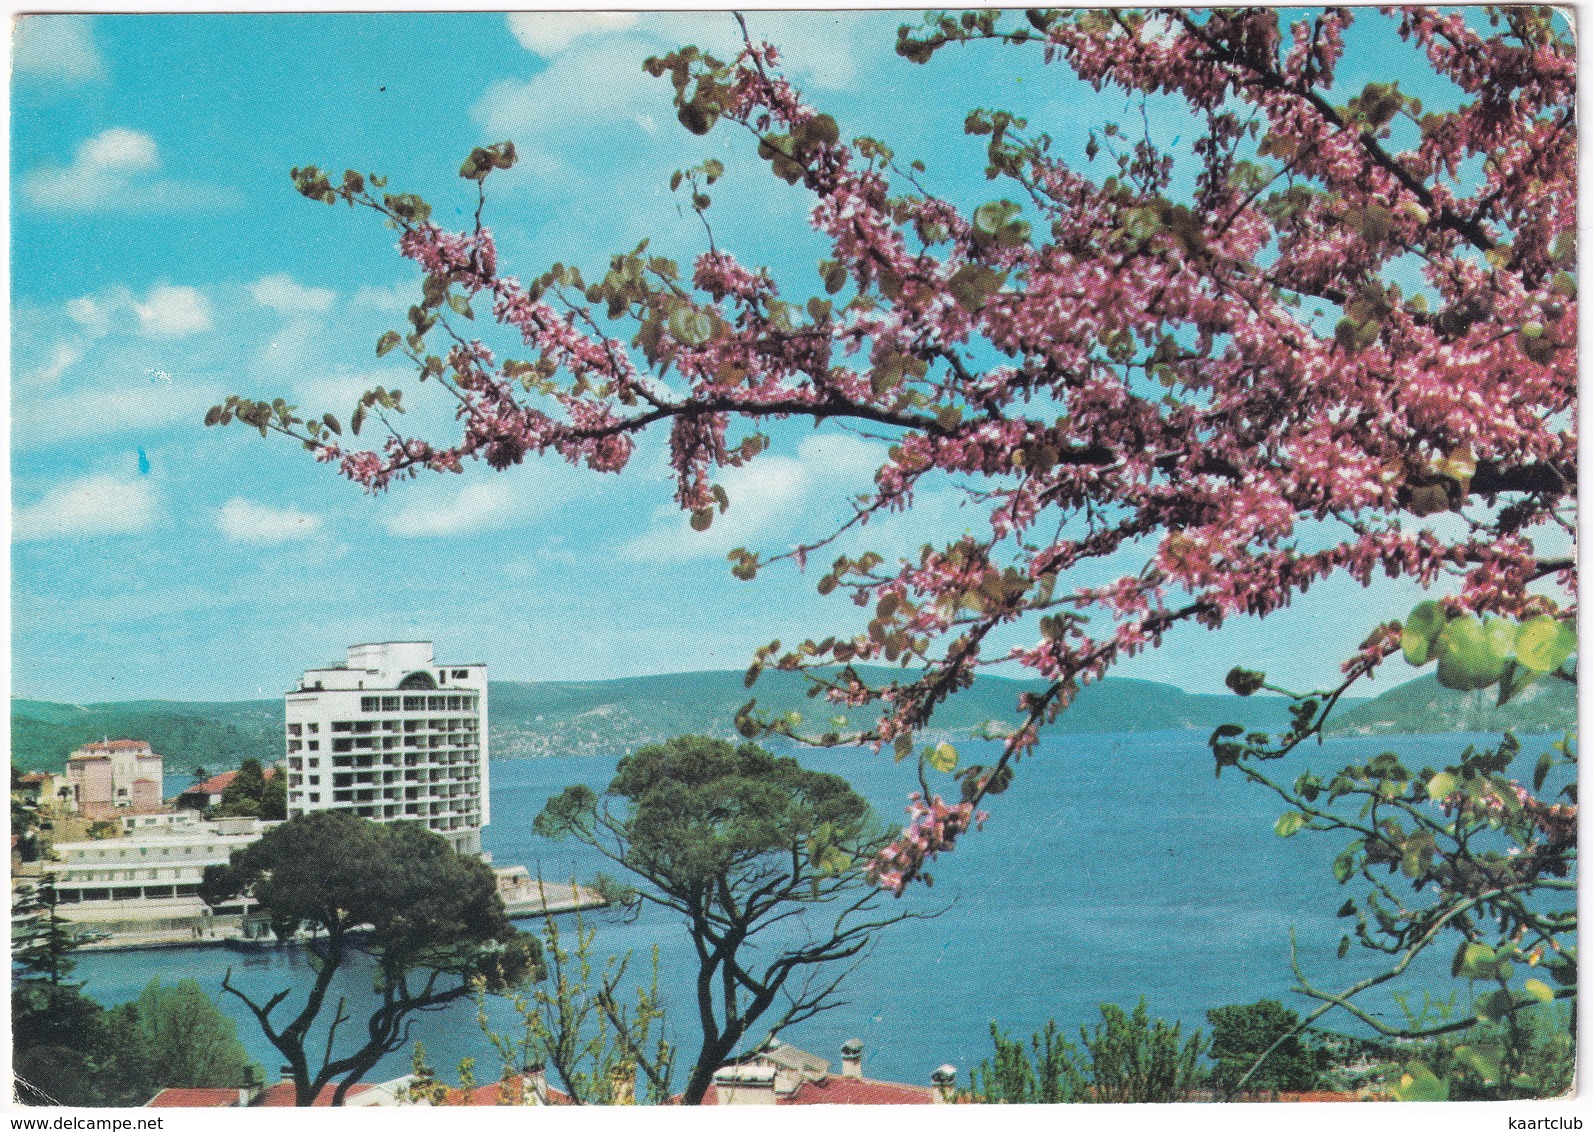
[13,475,158,542]
[217,498,322,543]
[20,343,82,390]
[506,12,639,55]
[251,274,336,315]
[58,284,212,346]
[66,296,110,337]
[475,37,668,158]
[500,11,865,90]
[13,15,103,83]
[349,281,418,313]
[384,481,522,538]
[621,432,887,561]
[735,12,866,91]
[22,127,157,209]
[21,127,239,212]
[12,379,224,449]
[134,284,212,337]
[81,127,158,172]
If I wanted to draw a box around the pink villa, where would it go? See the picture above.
[65,739,164,820]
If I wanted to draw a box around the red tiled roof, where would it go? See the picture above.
[18,772,50,784]
[188,770,238,795]
[253,1081,372,1107]
[184,768,277,797]
[699,1075,935,1106]
[146,1088,243,1107]
[432,1073,573,1106]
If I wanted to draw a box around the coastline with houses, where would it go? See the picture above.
[12,642,604,954]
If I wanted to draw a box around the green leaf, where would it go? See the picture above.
[376,330,402,357]
[1523,978,1555,1004]
[1516,616,1575,673]
[893,734,914,763]
[1393,1061,1449,1102]
[817,845,852,875]
[1426,772,1458,801]
[1402,600,1446,666]
[678,99,719,136]
[1497,659,1539,707]
[973,200,1021,235]
[1224,667,1265,696]
[447,293,473,319]
[1337,935,1351,958]
[1477,988,1515,1022]
[1274,811,1305,838]
[1452,1043,1503,1085]
[1457,942,1499,980]
[926,742,958,774]
[1435,615,1509,691]
[1534,751,1553,792]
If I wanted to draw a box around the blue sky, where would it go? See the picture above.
[9,10,1542,705]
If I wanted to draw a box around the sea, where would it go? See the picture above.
[71,729,1562,1091]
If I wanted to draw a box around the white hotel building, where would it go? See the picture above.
[285,642,489,857]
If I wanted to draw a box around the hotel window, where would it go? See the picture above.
[308,741,319,751]
[288,723,302,736]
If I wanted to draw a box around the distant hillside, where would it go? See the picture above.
[476,669,1309,758]
[10,699,284,776]
[1326,672,1577,736]
[15,667,1568,772]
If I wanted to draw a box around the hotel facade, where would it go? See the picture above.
[284,642,489,857]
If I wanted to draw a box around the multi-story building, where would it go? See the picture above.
[284,642,489,856]
[44,816,269,919]
[64,739,164,819]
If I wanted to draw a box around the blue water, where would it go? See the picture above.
[72,730,1559,1091]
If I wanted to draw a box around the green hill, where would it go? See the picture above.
[10,698,285,777]
[15,667,1567,773]
[486,669,1309,758]
[1325,672,1577,736]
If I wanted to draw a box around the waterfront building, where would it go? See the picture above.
[64,739,164,819]
[42,816,273,925]
[285,642,489,857]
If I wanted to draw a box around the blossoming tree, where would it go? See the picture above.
[212,9,1575,901]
